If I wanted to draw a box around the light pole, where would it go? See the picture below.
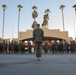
[2,4,7,40]
[73,4,76,38]
[17,5,23,37]
[60,5,65,31]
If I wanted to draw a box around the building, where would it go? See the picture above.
[17,26,70,45]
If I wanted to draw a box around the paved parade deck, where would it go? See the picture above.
[0,53,76,75]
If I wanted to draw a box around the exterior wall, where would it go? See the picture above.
[41,27,68,40]
[18,27,69,41]
[18,30,33,40]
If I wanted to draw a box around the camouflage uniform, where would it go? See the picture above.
[33,26,44,58]
[28,41,32,54]
[44,42,48,53]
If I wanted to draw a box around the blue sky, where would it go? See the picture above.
[0,0,76,39]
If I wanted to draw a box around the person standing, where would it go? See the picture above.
[8,42,11,53]
[0,40,3,53]
[2,40,6,53]
[10,40,14,53]
[44,41,48,53]
[33,24,44,60]
[5,41,8,53]
[28,41,32,54]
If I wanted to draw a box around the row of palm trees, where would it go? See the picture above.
[32,6,51,28]
[1,4,76,39]
[2,5,23,40]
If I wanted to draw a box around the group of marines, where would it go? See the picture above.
[44,40,76,54]
[0,40,32,54]
[0,39,76,54]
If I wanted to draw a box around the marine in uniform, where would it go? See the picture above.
[33,24,44,60]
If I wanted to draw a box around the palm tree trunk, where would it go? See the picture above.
[2,9,5,39]
[62,9,65,31]
[73,19,76,38]
[34,18,36,22]
[75,9,76,20]
[74,9,76,38]
[18,10,20,37]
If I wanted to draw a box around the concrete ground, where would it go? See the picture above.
[0,53,76,75]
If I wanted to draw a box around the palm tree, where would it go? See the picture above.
[32,6,38,22]
[45,9,51,14]
[60,5,65,31]
[32,6,37,11]
[32,6,38,29]
[2,4,7,39]
[73,4,76,38]
[17,5,23,37]
[73,4,76,19]
[44,9,51,28]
